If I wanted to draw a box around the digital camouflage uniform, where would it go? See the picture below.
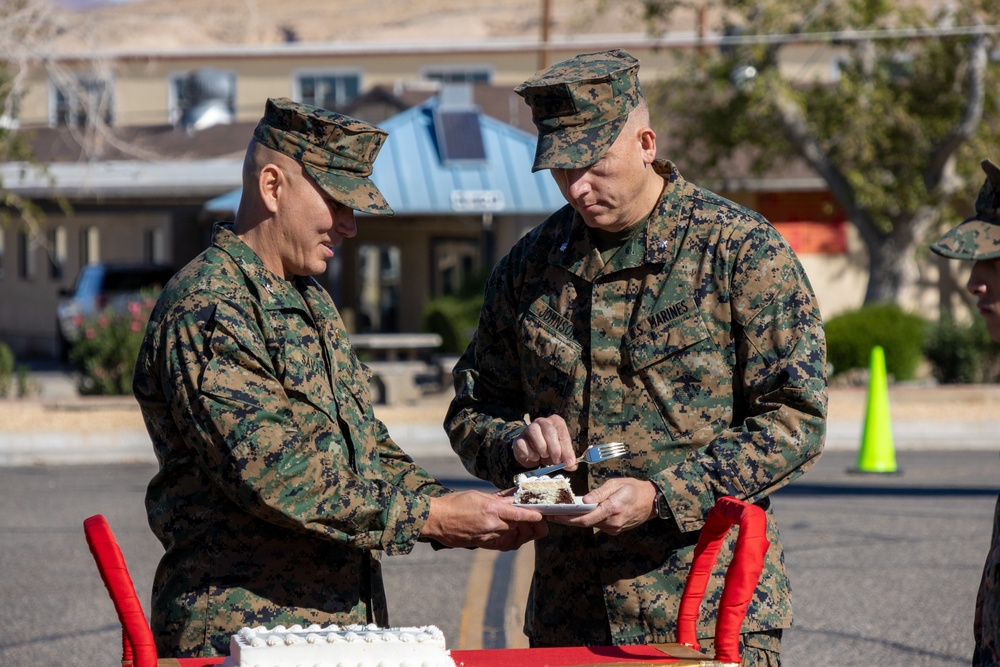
[931,159,1000,667]
[445,50,827,662]
[133,99,444,657]
[976,498,1000,667]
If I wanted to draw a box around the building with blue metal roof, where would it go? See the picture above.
[205,86,566,338]
[204,88,564,218]
[371,91,564,216]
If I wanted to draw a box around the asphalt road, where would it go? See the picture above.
[0,449,995,667]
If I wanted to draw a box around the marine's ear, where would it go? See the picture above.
[257,162,285,214]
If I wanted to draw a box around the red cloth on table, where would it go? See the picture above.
[84,514,160,667]
[674,496,770,664]
[171,645,690,666]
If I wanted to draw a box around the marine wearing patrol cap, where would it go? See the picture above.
[931,159,1000,260]
[253,97,393,215]
[515,48,642,172]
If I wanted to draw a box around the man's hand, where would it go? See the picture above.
[547,478,659,535]
[511,415,577,470]
[422,491,548,550]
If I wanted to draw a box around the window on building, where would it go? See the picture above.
[18,231,38,280]
[0,96,18,130]
[423,66,492,84]
[294,71,361,111]
[80,226,100,267]
[49,226,67,280]
[831,52,914,84]
[144,228,168,264]
[431,238,480,298]
[51,74,114,127]
[357,244,400,333]
[168,69,236,127]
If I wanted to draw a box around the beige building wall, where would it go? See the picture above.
[0,210,173,358]
[16,43,689,128]
[798,229,868,322]
[4,35,966,360]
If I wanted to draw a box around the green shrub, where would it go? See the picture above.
[825,303,928,381]
[424,294,483,354]
[422,271,488,355]
[0,341,14,398]
[925,311,1000,384]
[15,364,33,398]
[69,296,155,395]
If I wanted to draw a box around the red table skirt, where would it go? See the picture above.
[158,643,721,667]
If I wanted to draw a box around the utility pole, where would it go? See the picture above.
[697,2,707,56]
[538,0,551,71]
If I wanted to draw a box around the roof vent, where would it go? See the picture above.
[433,83,486,166]
[179,68,235,132]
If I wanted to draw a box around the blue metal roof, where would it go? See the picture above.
[204,185,241,215]
[372,99,565,215]
[203,98,565,217]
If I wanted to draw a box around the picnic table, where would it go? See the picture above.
[349,333,444,405]
[349,332,443,361]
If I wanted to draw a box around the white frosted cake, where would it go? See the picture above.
[513,473,575,505]
[221,623,454,667]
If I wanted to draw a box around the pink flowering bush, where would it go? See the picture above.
[68,295,156,395]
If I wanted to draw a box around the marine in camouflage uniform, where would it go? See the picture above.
[445,50,827,665]
[931,158,1000,667]
[134,98,542,657]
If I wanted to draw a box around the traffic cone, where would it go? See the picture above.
[851,345,899,474]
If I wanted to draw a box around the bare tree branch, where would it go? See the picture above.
[925,27,987,194]
[762,75,884,250]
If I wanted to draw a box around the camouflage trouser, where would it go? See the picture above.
[973,495,1000,667]
[698,628,782,667]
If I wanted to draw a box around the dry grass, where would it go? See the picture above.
[50,0,654,52]
[0,397,146,433]
[0,388,455,433]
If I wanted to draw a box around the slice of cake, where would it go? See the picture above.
[513,473,575,505]
[222,623,455,667]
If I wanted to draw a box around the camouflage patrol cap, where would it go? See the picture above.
[931,159,1000,260]
[515,49,643,172]
[253,97,393,215]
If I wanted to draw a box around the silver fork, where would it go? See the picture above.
[521,442,628,478]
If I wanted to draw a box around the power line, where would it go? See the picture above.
[702,23,1000,49]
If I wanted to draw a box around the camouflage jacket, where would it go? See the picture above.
[134,223,446,657]
[445,161,827,647]
[975,494,1000,666]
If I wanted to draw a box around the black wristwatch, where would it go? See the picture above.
[653,488,672,521]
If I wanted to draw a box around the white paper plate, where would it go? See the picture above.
[514,497,597,515]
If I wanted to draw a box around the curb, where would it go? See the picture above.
[2,417,998,467]
[0,430,155,466]
[824,419,1000,452]
[0,418,453,467]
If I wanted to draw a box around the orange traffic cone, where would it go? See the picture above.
[851,345,899,474]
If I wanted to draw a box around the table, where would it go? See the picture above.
[348,333,445,405]
[156,643,725,666]
[349,333,443,361]
[86,501,760,667]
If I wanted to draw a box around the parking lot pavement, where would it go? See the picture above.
[2,450,994,666]
[2,367,999,665]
